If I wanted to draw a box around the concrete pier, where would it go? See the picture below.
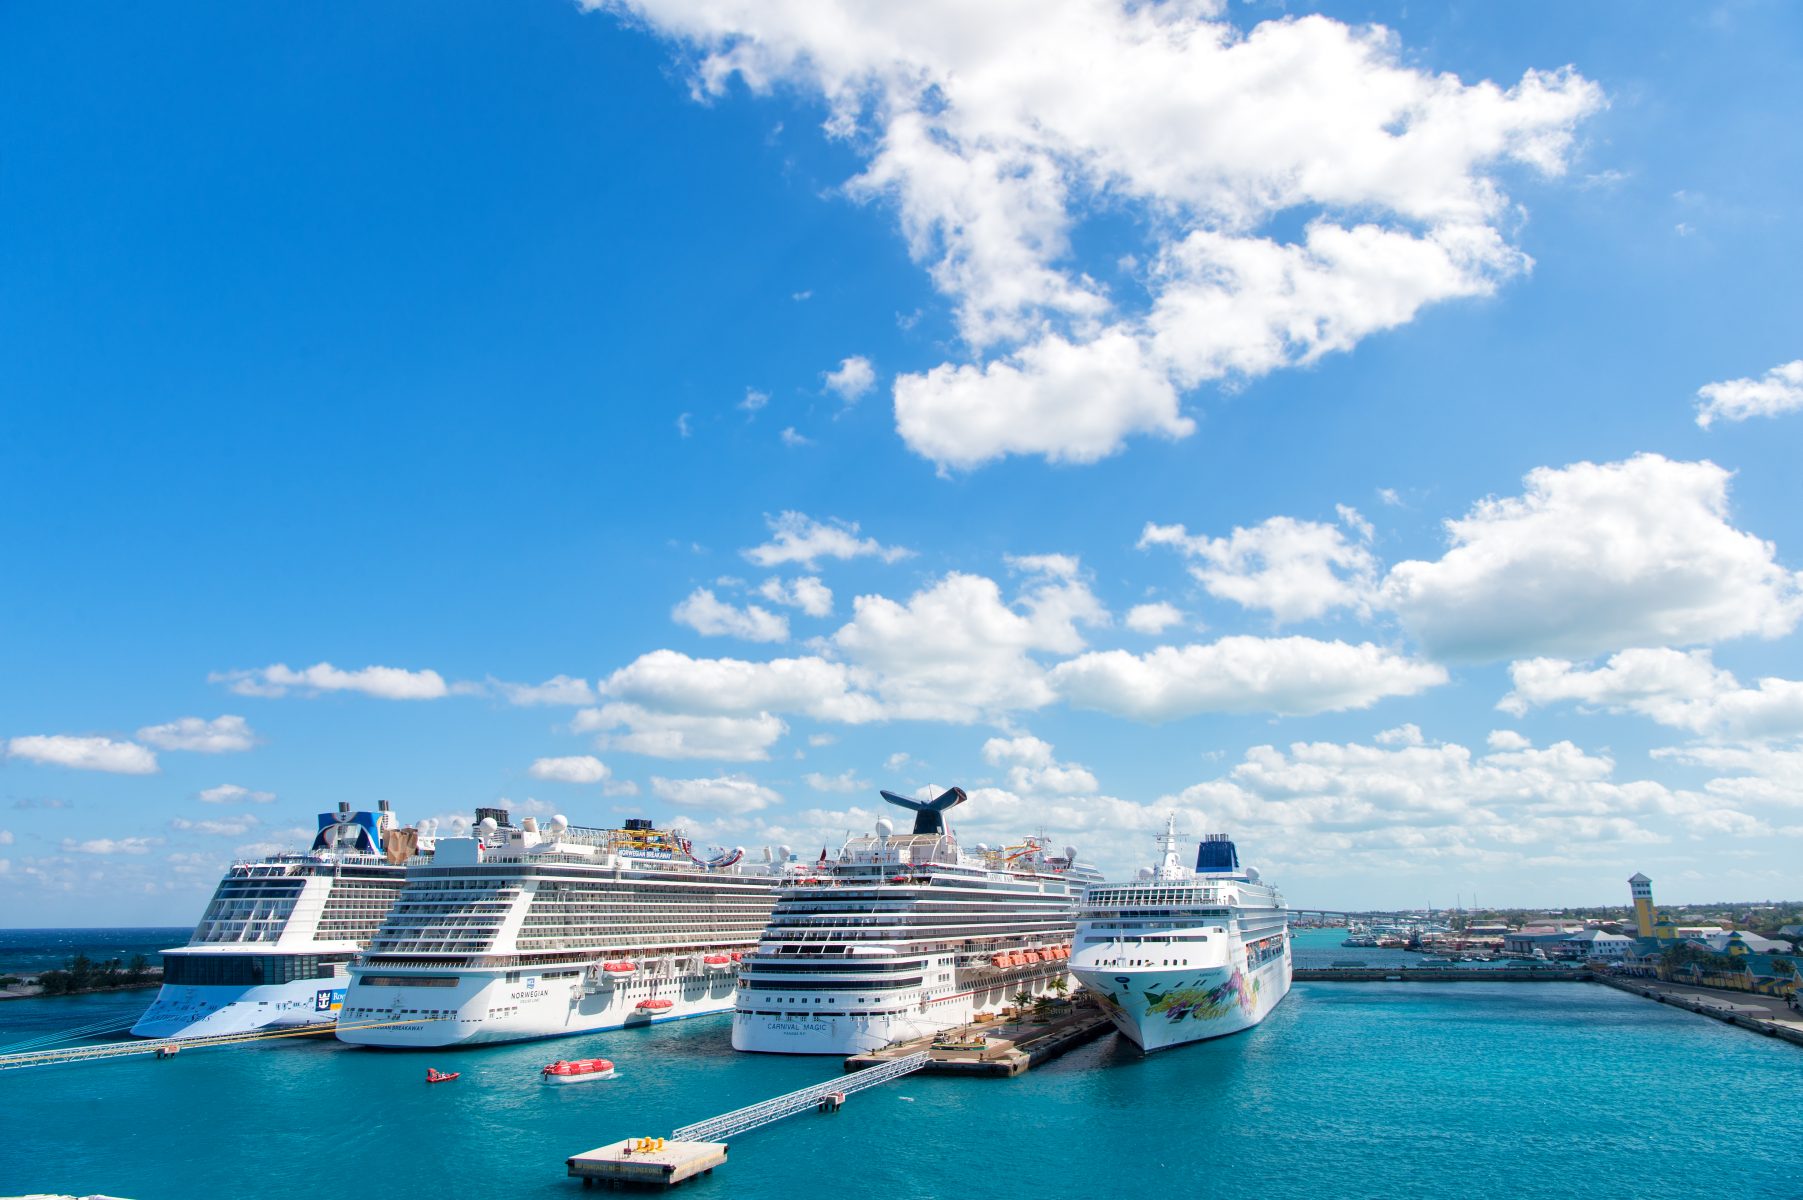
[566,1139,727,1189]
[845,1003,1114,1076]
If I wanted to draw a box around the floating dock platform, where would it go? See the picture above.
[566,1139,727,1189]
[845,1002,1114,1076]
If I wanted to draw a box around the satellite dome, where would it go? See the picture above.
[777,844,792,860]
[477,816,498,835]
[1064,845,1078,863]
[874,817,894,837]
[549,814,569,833]
[974,843,990,854]
[521,816,539,832]
[1136,866,1154,881]
[449,816,469,836]
[1244,866,1261,882]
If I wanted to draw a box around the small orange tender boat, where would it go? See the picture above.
[425,1068,459,1084]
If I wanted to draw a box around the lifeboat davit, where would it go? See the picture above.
[542,1057,617,1084]
[636,997,675,1012]
[602,961,637,974]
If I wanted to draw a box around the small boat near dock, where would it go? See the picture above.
[543,1057,618,1084]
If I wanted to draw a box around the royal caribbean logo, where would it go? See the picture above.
[315,988,347,1013]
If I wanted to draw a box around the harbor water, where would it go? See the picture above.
[0,927,188,976]
[1,930,1798,1200]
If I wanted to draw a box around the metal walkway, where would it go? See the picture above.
[0,1017,441,1072]
[672,1051,930,1142]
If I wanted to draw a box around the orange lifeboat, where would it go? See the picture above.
[991,953,1009,968]
[729,951,743,962]
[425,1068,459,1084]
[602,961,637,974]
[702,954,733,971]
[636,997,675,1012]
[542,1057,617,1084]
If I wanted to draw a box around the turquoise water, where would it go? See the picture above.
[2,931,1799,1200]
[0,927,188,975]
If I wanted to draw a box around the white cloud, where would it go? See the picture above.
[601,650,882,724]
[575,703,788,761]
[1696,360,1803,429]
[885,752,912,771]
[493,675,596,706]
[1374,723,1424,747]
[740,388,769,413]
[758,576,834,618]
[171,814,261,837]
[1384,455,1803,661]
[1501,648,1803,742]
[210,662,451,700]
[1142,510,1377,624]
[1050,636,1446,721]
[528,755,613,784]
[137,715,257,754]
[1654,742,1803,809]
[62,836,159,855]
[650,774,781,814]
[1487,729,1531,752]
[824,355,877,404]
[677,412,693,438]
[198,784,275,805]
[743,512,911,568]
[594,1,1600,468]
[982,735,1099,796]
[1124,601,1184,635]
[0,830,13,845]
[804,769,870,794]
[780,426,812,448]
[7,735,158,775]
[672,588,790,643]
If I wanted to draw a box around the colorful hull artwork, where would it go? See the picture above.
[1080,955,1291,1053]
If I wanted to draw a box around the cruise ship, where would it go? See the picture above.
[336,810,782,1047]
[732,786,1105,1055]
[132,802,432,1038]
[1069,821,1290,1053]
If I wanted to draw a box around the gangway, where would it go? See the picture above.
[672,1051,929,1141]
[0,1017,447,1073]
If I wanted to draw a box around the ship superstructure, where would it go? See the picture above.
[1069,819,1290,1053]
[132,801,431,1038]
[335,811,782,1048]
[732,787,1104,1056]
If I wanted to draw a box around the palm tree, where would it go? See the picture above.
[1047,976,1069,996]
[1011,989,1034,1014]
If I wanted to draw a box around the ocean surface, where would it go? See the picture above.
[0,927,188,975]
[1,929,1798,1200]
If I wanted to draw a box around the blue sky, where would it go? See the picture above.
[4,1,1801,922]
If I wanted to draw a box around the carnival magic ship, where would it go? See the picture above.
[132,801,433,1038]
[1069,819,1291,1053]
[335,810,782,1047]
[732,786,1104,1055]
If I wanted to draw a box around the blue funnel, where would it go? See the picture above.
[879,787,967,835]
[1195,834,1239,874]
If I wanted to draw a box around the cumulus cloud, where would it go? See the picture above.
[575,703,788,761]
[650,773,781,814]
[171,814,261,837]
[672,588,790,643]
[1501,648,1803,742]
[601,650,882,724]
[529,755,613,784]
[137,715,257,754]
[62,836,159,855]
[198,784,275,805]
[742,512,911,569]
[1696,359,1803,429]
[982,735,1099,795]
[1384,455,1803,661]
[824,355,877,404]
[493,675,596,706]
[1141,509,1377,624]
[591,1,1601,468]
[210,662,452,700]
[1654,742,1803,809]
[1051,636,1446,720]
[758,576,833,618]
[7,735,158,775]
[804,769,870,794]
[740,388,769,414]
[1125,601,1185,635]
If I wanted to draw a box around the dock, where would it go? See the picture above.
[1294,966,1593,982]
[0,1016,450,1073]
[566,1052,929,1188]
[844,1002,1115,1076]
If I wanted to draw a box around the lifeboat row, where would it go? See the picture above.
[600,951,744,978]
[988,945,1072,969]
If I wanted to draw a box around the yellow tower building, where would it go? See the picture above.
[1629,872,1656,938]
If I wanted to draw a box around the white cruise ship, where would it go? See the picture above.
[1069,821,1290,1053]
[732,787,1104,1056]
[336,811,782,1048]
[132,801,432,1038]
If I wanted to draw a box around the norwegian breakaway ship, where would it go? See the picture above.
[732,786,1104,1055]
[132,802,431,1038]
[1069,820,1290,1053]
[336,811,782,1047]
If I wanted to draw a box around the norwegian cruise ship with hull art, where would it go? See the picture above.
[132,802,431,1039]
[733,787,1104,1056]
[336,811,781,1048]
[1069,821,1290,1054]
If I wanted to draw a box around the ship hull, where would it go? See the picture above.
[1072,950,1291,1053]
[336,967,740,1048]
[732,970,1072,1055]
[130,979,347,1038]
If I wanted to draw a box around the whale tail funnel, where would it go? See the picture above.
[879,787,967,835]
